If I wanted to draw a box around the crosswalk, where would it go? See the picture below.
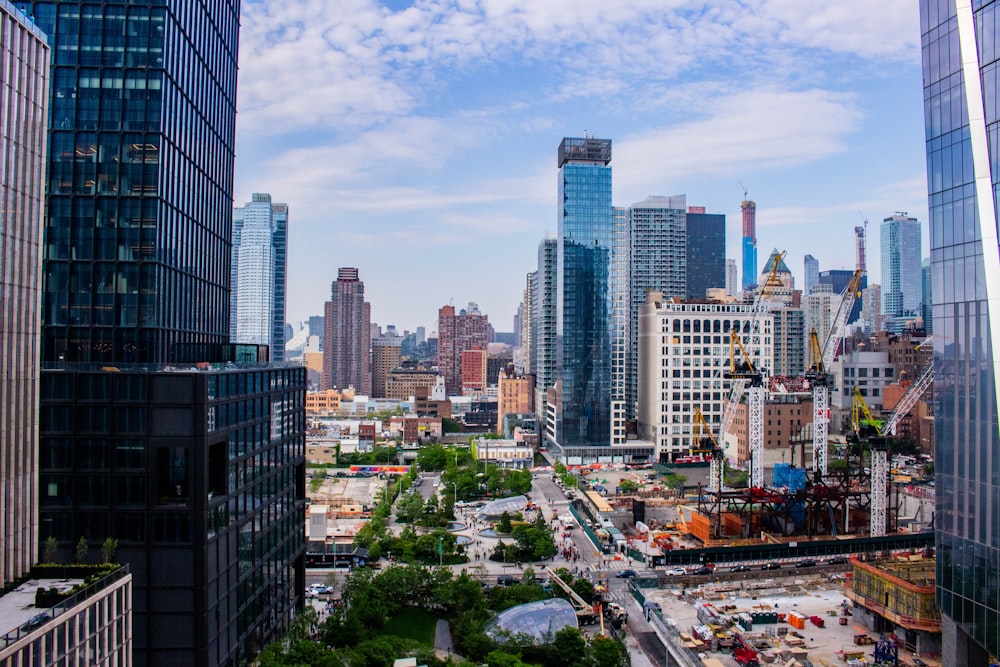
[587,559,639,573]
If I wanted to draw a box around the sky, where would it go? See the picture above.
[232,0,928,335]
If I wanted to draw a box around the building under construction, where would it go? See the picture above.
[843,553,941,656]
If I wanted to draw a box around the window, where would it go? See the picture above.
[156,446,189,503]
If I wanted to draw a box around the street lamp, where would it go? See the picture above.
[451,482,457,509]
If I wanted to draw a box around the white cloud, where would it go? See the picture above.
[612,88,862,199]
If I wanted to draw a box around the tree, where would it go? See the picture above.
[42,536,58,564]
[663,473,687,490]
[416,444,449,471]
[101,537,119,563]
[548,627,587,667]
[618,479,639,493]
[570,577,595,603]
[497,511,513,534]
[74,536,88,564]
[588,636,626,667]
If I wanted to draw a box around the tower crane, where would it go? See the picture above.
[717,251,785,458]
[724,329,766,488]
[694,407,725,492]
[808,268,864,476]
[851,387,889,537]
[881,337,934,437]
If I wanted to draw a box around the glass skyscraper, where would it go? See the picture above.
[880,212,923,332]
[231,193,288,361]
[686,210,726,300]
[920,0,1000,662]
[19,1,307,664]
[19,0,239,364]
[555,137,620,455]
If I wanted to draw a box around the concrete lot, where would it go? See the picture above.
[643,572,941,667]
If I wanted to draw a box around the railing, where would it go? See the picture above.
[1,565,130,649]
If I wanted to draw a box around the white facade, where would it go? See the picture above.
[726,259,738,297]
[832,349,896,410]
[231,194,287,357]
[637,296,773,462]
[803,287,843,351]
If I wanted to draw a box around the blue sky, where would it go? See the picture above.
[233,0,927,335]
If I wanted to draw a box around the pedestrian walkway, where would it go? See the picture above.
[588,559,637,573]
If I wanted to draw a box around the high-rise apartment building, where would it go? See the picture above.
[741,199,757,290]
[686,208,726,300]
[371,334,402,398]
[231,193,288,361]
[555,137,622,456]
[880,212,923,333]
[921,258,933,334]
[520,272,535,375]
[0,0,48,588]
[818,269,866,323]
[323,268,372,394]
[855,224,868,274]
[533,235,558,418]
[21,0,306,663]
[626,196,687,421]
[804,254,820,296]
[437,303,489,395]
[859,284,883,335]
[772,307,806,377]
[920,2,1000,662]
[461,347,488,394]
[726,259,738,296]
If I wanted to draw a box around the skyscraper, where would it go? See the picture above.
[920,2,999,662]
[231,193,288,361]
[921,257,933,334]
[323,268,372,394]
[533,235,558,416]
[437,303,489,395]
[880,212,923,333]
[855,224,868,274]
[555,137,619,454]
[685,208,726,300]
[626,195,687,421]
[741,199,758,290]
[371,334,402,398]
[0,0,48,587]
[804,254,820,295]
[726,259,738,296]
[22,1,306,663]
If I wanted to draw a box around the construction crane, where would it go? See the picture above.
[543,567,598,626]
[881,359,934,437]
[694,407,725,492]
[724,329,765,488]
[806,268,863,476]
[851,387,889,537]
[717,251,785,475]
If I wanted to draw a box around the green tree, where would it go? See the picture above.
[663,473,687,490]
[570,577,595,603]
[588,636,626,667]
[101,537,119,563]
[74,536,88,564]
[416,444,449,470]
[484,649,530,667]
[548,627,587,667]
[257,639,346,667]
[497,511,513,534]
[618,479,639,492]
[42,536,58,564]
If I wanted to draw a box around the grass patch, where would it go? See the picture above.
[382,607,438,645]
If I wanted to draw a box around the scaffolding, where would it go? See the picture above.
[843,556,940,632]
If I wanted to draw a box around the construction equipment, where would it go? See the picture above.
[544,567,598,625]
[694,406,725,492]
[807,268,863,476]
[733,633,761,667]
[724,329,765,488]
[851,387,889,537]
[881,357,933,437]
[604,601,628,628]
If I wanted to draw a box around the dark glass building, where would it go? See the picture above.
[39,363,306,665]
[921,0,1000,663]
[818,269,866,324]
[685,211,726,300]
[555,137,621,455]
[17,1,308,664]
[19,0,239,364]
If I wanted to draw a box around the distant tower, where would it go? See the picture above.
[804,254,820,295]
[726,259,738,296]
[741,198,758,290]
[880,213,922,333]
[323,268,372,393]
[855,223,867,274]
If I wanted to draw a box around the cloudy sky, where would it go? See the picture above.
[233,0,927,335]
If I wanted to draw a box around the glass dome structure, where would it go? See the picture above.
[477,495,528,518]
[484,598,578,645]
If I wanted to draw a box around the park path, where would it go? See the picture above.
[434,618,454,655]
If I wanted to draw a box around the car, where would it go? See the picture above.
[795,559,817,568]
[761,562,781,570]
[730,565,751,573]
[690,566,713,575]
[664,567,687,576]
[828,556,849,565]
[615,569,637,578]
[497,574,517,586]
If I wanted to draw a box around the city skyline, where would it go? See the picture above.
[234,0,929,332]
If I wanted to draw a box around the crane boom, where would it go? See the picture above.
[881,359,934,437]
[821,269,863,369]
